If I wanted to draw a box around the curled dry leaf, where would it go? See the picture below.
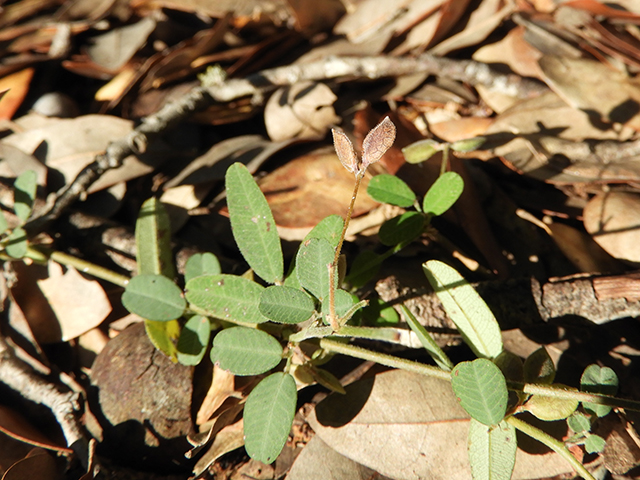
[332,127,358,174]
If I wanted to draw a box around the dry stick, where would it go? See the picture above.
[0,337,88,464]
[25,54,546,234]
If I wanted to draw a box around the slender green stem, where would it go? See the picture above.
[319,337,451,381]
[441,144,449,175]
[507,416,596,480]
[28,246,130,288]
[291,325,418,344]
[328,172,364,330]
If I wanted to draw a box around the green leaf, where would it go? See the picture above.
[226,163,283,284]
[584,434,606,454]
[321,289,356,323]
[184,252,221,283]
[259,286,316,324]
[402,139,441,164]
[580,365,618,417]
[186,274,268,324]
[362,298,399,327]
[5,227,27,258]
[525,391,579,421]
[378,211,424,246]
[211,327,283,375]
[493,351,524,383]
[423,171,464,216]
[13,170,37,223]
[304,214,344,248]
[145,319,180,361]
[122,274,186,321]
[0,212,7,235]
[451,136,486,152]
[367,174,416,207]
[244,372,297,464]
[567,412,591,434]
[468,418,517,480]
[135,197,175,278]
[423,260,503,359]
[451,359,508,426]
[523,347,555,384]
[401,305,453,371]
[177,315,211,366]
[296,238,336,301]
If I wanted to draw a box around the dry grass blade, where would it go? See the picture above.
[362,116,396,168]
[332,127,359,174]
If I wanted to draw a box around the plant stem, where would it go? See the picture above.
[507,415,596,480]
[319,337,451,381]
[28,246,130,288]
[291,325,418,344]
[328,172,364,330]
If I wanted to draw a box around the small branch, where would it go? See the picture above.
[0,337,88,465]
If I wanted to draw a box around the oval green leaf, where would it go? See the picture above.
[177,315,211,366]
[378,211,424,246]
[584,434,606,454]
[226,163,283,284]
[580,364,618,417]
[5,227,27,258]
[135,197,175,278]
[259,286,316,324]
[296,238,336,301]
[451,136,486,152]
[144,319,180,361]
[13,170,37,223]
[525,392,579,421]
[122,274,186,321]
[304,214,344,248]
[422,171,464,216]
[451,359,508,426]
[523,347,555,384]
[244,372,297,464]
[468,418,516,480]
[211,327,283,375]
[402,139,440,164]
[367,174,416,207]
[185,274,268,324]
[184,252,221,283]
[423,260,503,359]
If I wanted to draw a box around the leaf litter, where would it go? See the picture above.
[1,0,640,478]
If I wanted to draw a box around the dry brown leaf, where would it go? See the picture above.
[309,369,572,480]
[473,26,543,80]
[2,449,59,480]
[264,82,340,142]
[192,419,245,477]
[539,55,640,131]
[0,68,33,120]
[196,365,242,426]
[583,192,640,265]
[86,16,156,71]
[37,262,112,342]
[429,116,493,142]
[258,148,379,229]
[286,436,395,480]
[0,406,72,454]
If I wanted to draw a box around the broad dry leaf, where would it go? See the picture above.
[286,436,394,480]
[309,369,571,480]
[258,148,379,229]
[37,262,112,342]
[196,365,241,426]
[583,192,640,265]
[86,17,156,71]
[539,55,640,131]
[473,26,543,79]
[2,449,59,480]
[265,82,339,141]
[0,405,72,454]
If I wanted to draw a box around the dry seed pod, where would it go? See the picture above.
[362,116,396,168]
[332,127,359,174]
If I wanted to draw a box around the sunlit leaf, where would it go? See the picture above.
[135,197,175,278]
[177,315,211,366]
[525,392,579,421]
[304,214,344,248]
[259,285,316,324]
[145,319,180,361]
[402,139,440,164]
[13,170,37,223]
[244,372,297,464]
[580,365,618,417]
[584,434,606,454]
[185,274,269,324]
[5,227,27,258]
[451,136,486,152]
[226,163,283,284]
[367,174,415,207]
[468,418,517,480]
[122,274,186,321]
[211,327,283,375]
[423,260,502,359]
[451,359,508,426]
[362,116,396,168]
[296,237,336,301]
[184,253,221,283]
[423,172,464,216]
